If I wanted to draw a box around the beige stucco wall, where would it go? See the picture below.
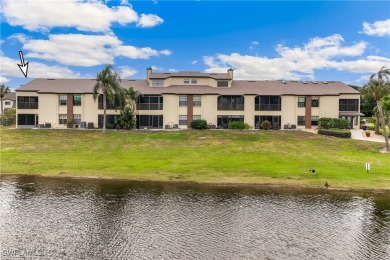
[16,91,361,129]
[152,77,231,88]
[162,94,177,126]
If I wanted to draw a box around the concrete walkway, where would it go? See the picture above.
[350,129,386,143]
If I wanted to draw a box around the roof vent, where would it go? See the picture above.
[163,73,171,74]
[328,81,336,83]
[323,81,328,84]
[248,80,256,82]
[302,81,307,84]
[282,81,287,84]
[128,80,136,81]
[312,81,317,84]
[47,78,55,80]
[210,73,218,75]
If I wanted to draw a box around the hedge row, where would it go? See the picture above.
[318,117,349,129]
[318,129,351,138]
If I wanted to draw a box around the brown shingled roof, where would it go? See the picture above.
[16,78,359,96]
[3,92,16,100]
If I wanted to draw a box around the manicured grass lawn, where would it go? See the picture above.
[1,127,389,190]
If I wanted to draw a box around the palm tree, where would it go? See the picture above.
[364,65,390,151]
[93,65,122,133]
[382,95,390,127]
[0,84,11,115]
[123,87,142,112]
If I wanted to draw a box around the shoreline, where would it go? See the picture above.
[2,173,389,194]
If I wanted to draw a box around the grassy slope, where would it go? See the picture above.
[1,127,389,190]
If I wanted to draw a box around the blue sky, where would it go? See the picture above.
[1,0,390,90]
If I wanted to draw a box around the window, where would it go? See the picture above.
[297,116,305,126]
[179,96,187,106]
[217,80,229,87]
[4,101,11,105]
[98,95,121,110]
[17,114,36,125]
[59,114,67,124]
[179,115,187,125]
[135,115,163,129]
[311,116,319,126]
[73,95,81,106]
[193,95,202,106]
[137,95,163,110]
[298,97,306,107]
[17,96,38,109]
[217,95,244,110]
[98,114,121,128]
[339,99,359,111]
[152,80,164,87]
[191,79,197,84]
[311,97,319,107]
[193,115,201,120]
[59,95,67,106]
[217,115,244,129]
[184,79,190,84]
[255,96,281,111]
[254,116,281,129]
[73,114,81,125]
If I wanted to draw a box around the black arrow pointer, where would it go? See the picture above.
[18,51,29,78]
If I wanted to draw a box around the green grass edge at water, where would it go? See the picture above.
[1,127,389,190]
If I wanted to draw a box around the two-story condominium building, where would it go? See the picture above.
[1,92,16,114]
[15,68,362,129]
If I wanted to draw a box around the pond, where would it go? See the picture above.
[0,175,389,259]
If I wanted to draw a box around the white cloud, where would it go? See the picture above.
[151,65,163,71]
[18,34,171,66]
[1,0,163,32]
[204,34,390,80]
[168,68,178,72]
[7,33,29,44]
[362,19,390,36]
[0,76,10,84]
[191,60,198,65]
[251,41,259,45]
[118,66,138,78]
[137,14,164,28]
[1,54,80,79]
[159,49,172,56]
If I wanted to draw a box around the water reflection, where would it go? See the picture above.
[0,175,389,259]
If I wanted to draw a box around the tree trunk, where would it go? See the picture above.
[0,97,3,115]
[377,101,390,151]
[375,113,380,135]
[103,93,107,134]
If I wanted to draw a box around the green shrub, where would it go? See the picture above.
[67,120,74,128]
[117,107,136,129]
[261,120,272,130]
[1,108,16,125]
[191,119,208,129]
[318,128,351,138]
[379,127,390,137]
[318,117,349,129]
[106,122,115,129]
[364,123,375,131]
[228,121,250,129]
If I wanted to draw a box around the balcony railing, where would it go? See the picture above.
[17,102,38,109]
[137,103,163,110]
[339,105,358,111]
[217,103,244,111]
[255,104,281,111]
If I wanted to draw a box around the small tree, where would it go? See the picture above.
[93,65,122,134]
[117,107,136,129]
[363,66,390,151]
[0,84,11,115]
[1,108,16,125]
